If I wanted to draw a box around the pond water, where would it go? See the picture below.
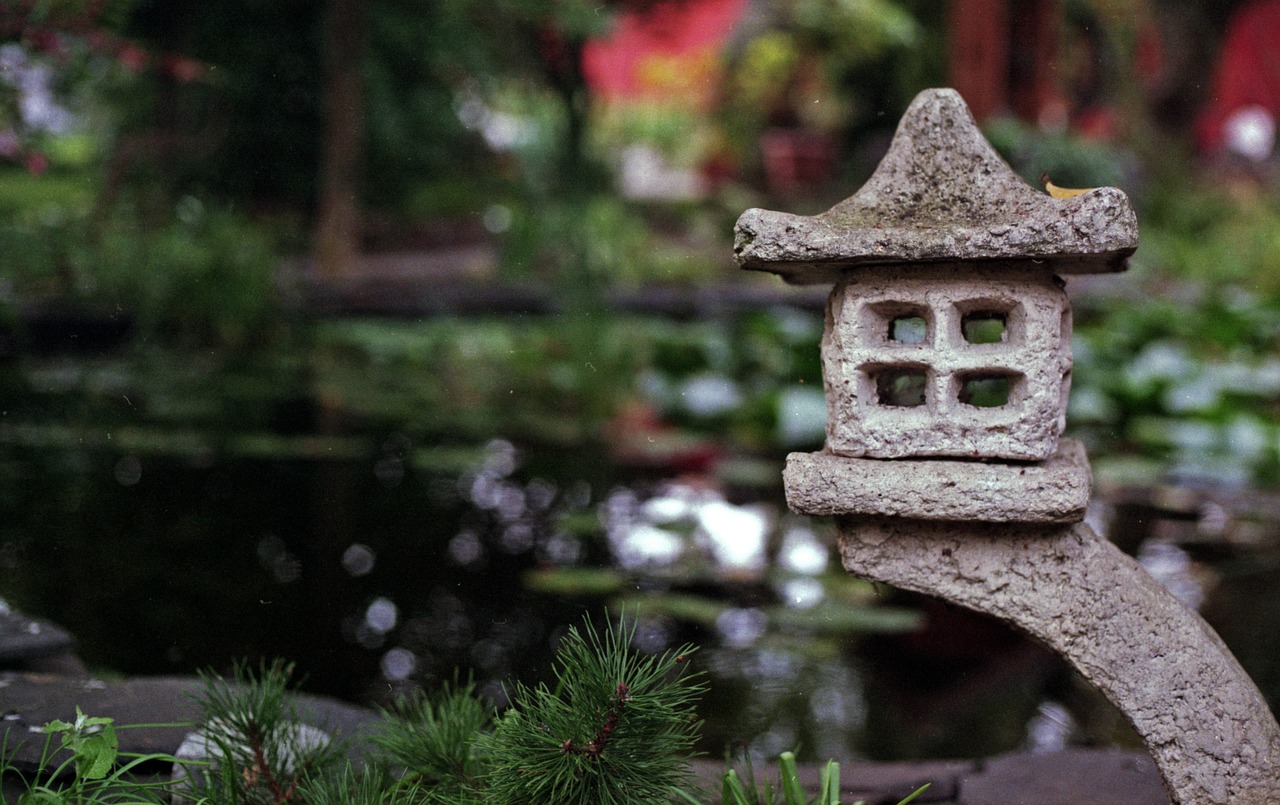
[2,314,1278,764]
[0,432,936,761]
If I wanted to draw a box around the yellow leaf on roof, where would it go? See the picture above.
[1041,172,1095,199]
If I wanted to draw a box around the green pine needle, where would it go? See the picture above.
[186,659,345,804]
[370,675,490,800]
[482,615,705,804]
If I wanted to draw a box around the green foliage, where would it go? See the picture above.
[106,0,621,213]
[1068,181,1280,486]
[295,762,397,805]
[984,117,1132,189]
[1,7,139,160]
[41,709,119,782]
[591,102,712,169]
[373,616,701,804]
[719,0,926,164]
[370,678,491,800]
[360,0,498,210]
[98,201,278,344]
[500,193,670,289]
[185,659,346,805]
[0,167,96,219]
[0,197,279,346]
[791,0,921,66]
[306,307,825,451]
[483,618,704,804]
[1,709,181,804]
[172,618,702,804]
[3,625,937,805]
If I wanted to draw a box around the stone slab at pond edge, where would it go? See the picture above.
[691,748,1170,804]
[0,672,379,775]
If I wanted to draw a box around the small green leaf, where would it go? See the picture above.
[75,725,119,780]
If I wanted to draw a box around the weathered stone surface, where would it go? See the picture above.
[836,518,1280,805]
[733,88,1137,284]
[786,438,1090,522]
[821,264,1072,459]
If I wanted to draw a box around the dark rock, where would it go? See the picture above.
[692,747,1167,804]
[0,672,378,776]
[0,605,84,674]
[960,748,1169,804]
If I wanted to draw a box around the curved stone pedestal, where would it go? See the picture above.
[837,518,1280,804]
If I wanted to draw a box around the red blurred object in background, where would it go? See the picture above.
[1196,0,1280,155]
[582,0,746,107]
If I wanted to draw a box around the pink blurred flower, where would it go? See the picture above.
[24,150,49,176]
[116,43,148,73]
[163,54,205,83]
[0,131,20,159]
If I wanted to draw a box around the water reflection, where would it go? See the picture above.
[341,543,376,577]
[603,481,773,576]
[1026,700,1078,753]
[0,416,927,759]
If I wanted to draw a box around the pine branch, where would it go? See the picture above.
[482,615,705,804]
[370,675,490,800]
[561,681,627,757]
[187,659,344,805]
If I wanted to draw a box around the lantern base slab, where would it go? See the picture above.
[785,438,1090,523]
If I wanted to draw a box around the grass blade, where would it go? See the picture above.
[817,759,840,805]
[779,751,806,805]
[896,782,931,804]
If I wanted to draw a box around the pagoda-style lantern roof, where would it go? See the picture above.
[733,89,1138,284]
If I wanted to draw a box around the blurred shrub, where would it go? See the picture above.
[0,194,278,345]
[984,117,1134,189]
[307,308,825,452]
[1070,182,1280,487]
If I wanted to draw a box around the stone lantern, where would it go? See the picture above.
[736,88,1135,524]
[735,88,1280,804]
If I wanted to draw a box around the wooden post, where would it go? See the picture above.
[948,0,1061,123]
[314,0,367,281]
[947,0,1009,121]
[1009,0,1060,123]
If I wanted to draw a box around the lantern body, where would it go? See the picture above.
[822,263,1071,461]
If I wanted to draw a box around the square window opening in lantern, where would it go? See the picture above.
[866,301,931,346]
[961,311,1009,344]
[957,372,1020,408]
[890,314,928,344]
[873,366,928,407]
